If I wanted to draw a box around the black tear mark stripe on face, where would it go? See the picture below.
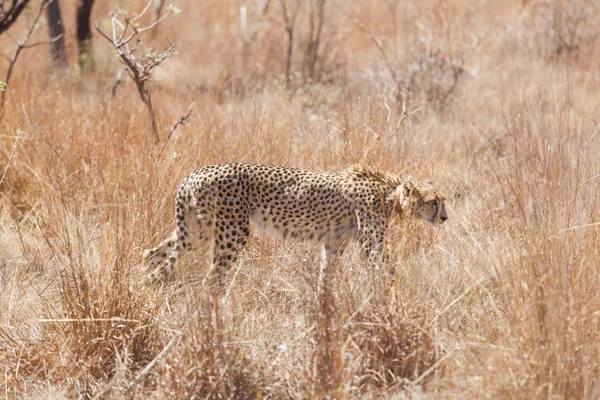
[433,200,439,220]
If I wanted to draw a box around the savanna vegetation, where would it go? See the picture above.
[1,0,599,398]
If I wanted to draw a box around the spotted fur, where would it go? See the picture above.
[143,163,448,286]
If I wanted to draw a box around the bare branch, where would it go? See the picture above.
[306,0,326,80]
[1,0,51,113]
[130,0,153,23]
[279,0,299,86]
[114,14,127,43]
[23,31,64,49]
[94,19,113,42]
[167,102,194,142]
[126,38,141,58]
[94,3,181,142]
[6,32,18,44]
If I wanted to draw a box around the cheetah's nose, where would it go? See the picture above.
[441,215,448,222]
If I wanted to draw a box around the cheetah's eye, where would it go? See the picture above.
[428,200,437,212]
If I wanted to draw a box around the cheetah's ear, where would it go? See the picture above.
[401,181,415,199]
[394,181,415,217]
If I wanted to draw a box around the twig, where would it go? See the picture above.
[0,0,52,113]
[37,317,141,323]
[130,0,154,23]
[548,221,600,239]
[412,349,454,385]
[38,223,100,296]
[126,332,183,391]
[0,129,22,186]
[166,102,194,141]
[14,343,24,381]
[111,68,123,97]
[23,32,64,49]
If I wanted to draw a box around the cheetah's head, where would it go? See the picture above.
[394,180,448,225]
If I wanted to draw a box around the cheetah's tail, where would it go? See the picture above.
[142,230,178,282]
[154,190,192,281]
[142,231,177,264]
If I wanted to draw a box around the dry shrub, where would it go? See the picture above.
[338,0,487,110]
[308,250,444,398]
[392,1,474,107]
[345,305,440,392]
[522,0,598,62]
[2,1,600,399]
[0,328,59,397]
[482,92,600,398]
[53,263,159,396]
[0,229,162,398]
[152,292,265,399]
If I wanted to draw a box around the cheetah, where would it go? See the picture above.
[143,163,448,288]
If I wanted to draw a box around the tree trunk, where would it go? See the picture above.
[284,26,293,87]
[306,0,325,81]
[0,0,31,36]
[76,0,95,73]
[46,0,68,69]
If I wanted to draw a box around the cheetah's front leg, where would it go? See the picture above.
[356,216,388,268]
[317,244,344,298]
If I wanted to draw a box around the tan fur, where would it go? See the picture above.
[143,163,448,286]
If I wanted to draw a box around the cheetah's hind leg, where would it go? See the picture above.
[142,230,178,284]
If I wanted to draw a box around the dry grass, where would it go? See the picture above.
[1,0,600,398]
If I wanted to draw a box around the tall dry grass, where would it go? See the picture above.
[1,0,599,398]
